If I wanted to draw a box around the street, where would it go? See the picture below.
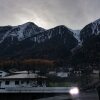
[36,91,99,100]
[78,91,99,100]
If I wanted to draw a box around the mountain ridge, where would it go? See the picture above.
[0,19,99,64]
[0,23,78,60]
[0,22,45,43]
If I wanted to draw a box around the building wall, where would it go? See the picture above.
[0,80,34,88]
[1,80,16,88]
[0,80,46,88]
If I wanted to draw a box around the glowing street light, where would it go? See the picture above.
[69,87,79,95]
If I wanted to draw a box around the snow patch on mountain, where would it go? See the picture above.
[70,29,81,44]
[9,23,29,41]
[30,25,74,44]
[16,23,30,40]
[0,29,12,43]
[91,18,100,35]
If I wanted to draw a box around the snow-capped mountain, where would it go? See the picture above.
[0,23,79,45]
[71,19,100,64]
[0,24,78,59]
[80,18,100,42]
[0,18,99,61]
[29,25,77,44]
[0,22,45,43]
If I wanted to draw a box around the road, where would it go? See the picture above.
[36,91,99,100]
[78,92,99,100]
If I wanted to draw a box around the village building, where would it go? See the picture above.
[0,71,47,89]
[56,72,68,78]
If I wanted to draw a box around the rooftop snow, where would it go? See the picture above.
[0,73,46,79]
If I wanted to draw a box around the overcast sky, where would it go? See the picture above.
[0,0,100,29]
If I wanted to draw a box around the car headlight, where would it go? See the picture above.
[69,87,79,95]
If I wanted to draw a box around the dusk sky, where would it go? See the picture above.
[0,0,100,29]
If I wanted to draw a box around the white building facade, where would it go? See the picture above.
[0,73,47,89]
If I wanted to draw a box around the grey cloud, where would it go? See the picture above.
[0,0,100,29]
